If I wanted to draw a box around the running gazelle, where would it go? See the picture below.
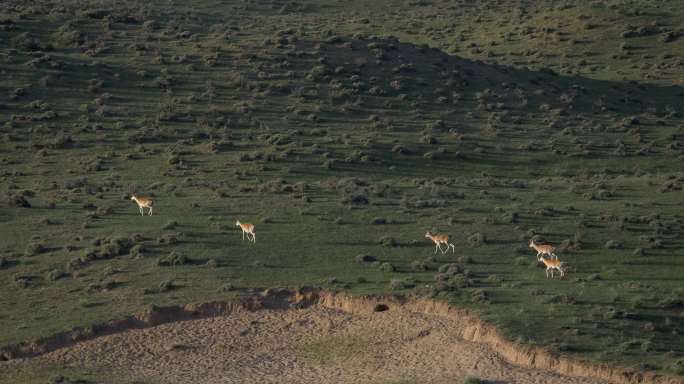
[529,239,557,259]
[130,195,154,216]
[538,254,565,278]
[236,220,256,243]
[425,232,455,254]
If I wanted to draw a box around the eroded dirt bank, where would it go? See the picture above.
[1,288,682,384]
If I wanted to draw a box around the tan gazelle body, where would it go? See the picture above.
[425,232,455,254]
[130,195,154,216]
[538,255,565,278]
[529,239,557,259]
[236,220,256,243]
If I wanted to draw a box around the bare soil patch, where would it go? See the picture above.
[1,291,610,384]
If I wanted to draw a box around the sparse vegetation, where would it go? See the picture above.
[0,0,683,382]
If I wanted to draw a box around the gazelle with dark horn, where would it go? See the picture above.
[529,239,557,259]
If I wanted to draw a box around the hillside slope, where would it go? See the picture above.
[0,0,683,381]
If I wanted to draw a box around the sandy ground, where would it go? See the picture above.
[3,305,609,384]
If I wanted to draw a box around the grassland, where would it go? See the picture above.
[0,0,683,381]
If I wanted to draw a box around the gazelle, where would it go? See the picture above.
[130,195,154,216]
[538,255,565,278]
[529,239,557,259]
[236,220,255,243]
[425,231,455,254]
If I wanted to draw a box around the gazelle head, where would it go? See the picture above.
[425,231,432,239]
[130,195,137,201]
[235,220,241,226]
[529,239,537,248]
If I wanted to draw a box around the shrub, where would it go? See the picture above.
[205,258,219,268]
[438,263,462,275]
[458,255,474,264]
[13,274,34,289]
[464,376,484,384]
[378,262,395,272]
[157,250,188,266]
[219,281,237,292]
[604,240,623,249]
[355,254,376,263]
[389,278,412,290]
[157,233,179,245]
[98,237,132,258]
[11,32,43,51]
[146,279,176,294]
[5,193,30,208]
[47,269,68,281]
[672,359,684,375]
[548,294,577,305]
[411,260,429,271]
[467,232,486,246]
[471,289,489,303]
[342,193,369,205]
[371,217,387,225]
[486,274,502,284]
[450,274,474,288]
[162,220,178,230]
[379,236,397,247]
[25,243,45,256]
[656,294,684,309]
[129,244,145,258]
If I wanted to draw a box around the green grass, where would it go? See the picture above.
[1,0,684,382]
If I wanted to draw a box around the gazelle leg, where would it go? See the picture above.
[450,243,455,253]
[149,206,153,216]
[251,233,255,243]
[139,206,143,216]
[242,231,245,240]
[434,244,439,254]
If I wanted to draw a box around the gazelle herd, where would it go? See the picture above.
[529,239,565,278]
[129,196,566,279]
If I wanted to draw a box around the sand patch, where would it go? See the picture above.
[5,303,606,384]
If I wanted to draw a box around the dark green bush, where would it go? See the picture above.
[157,250,188,266]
